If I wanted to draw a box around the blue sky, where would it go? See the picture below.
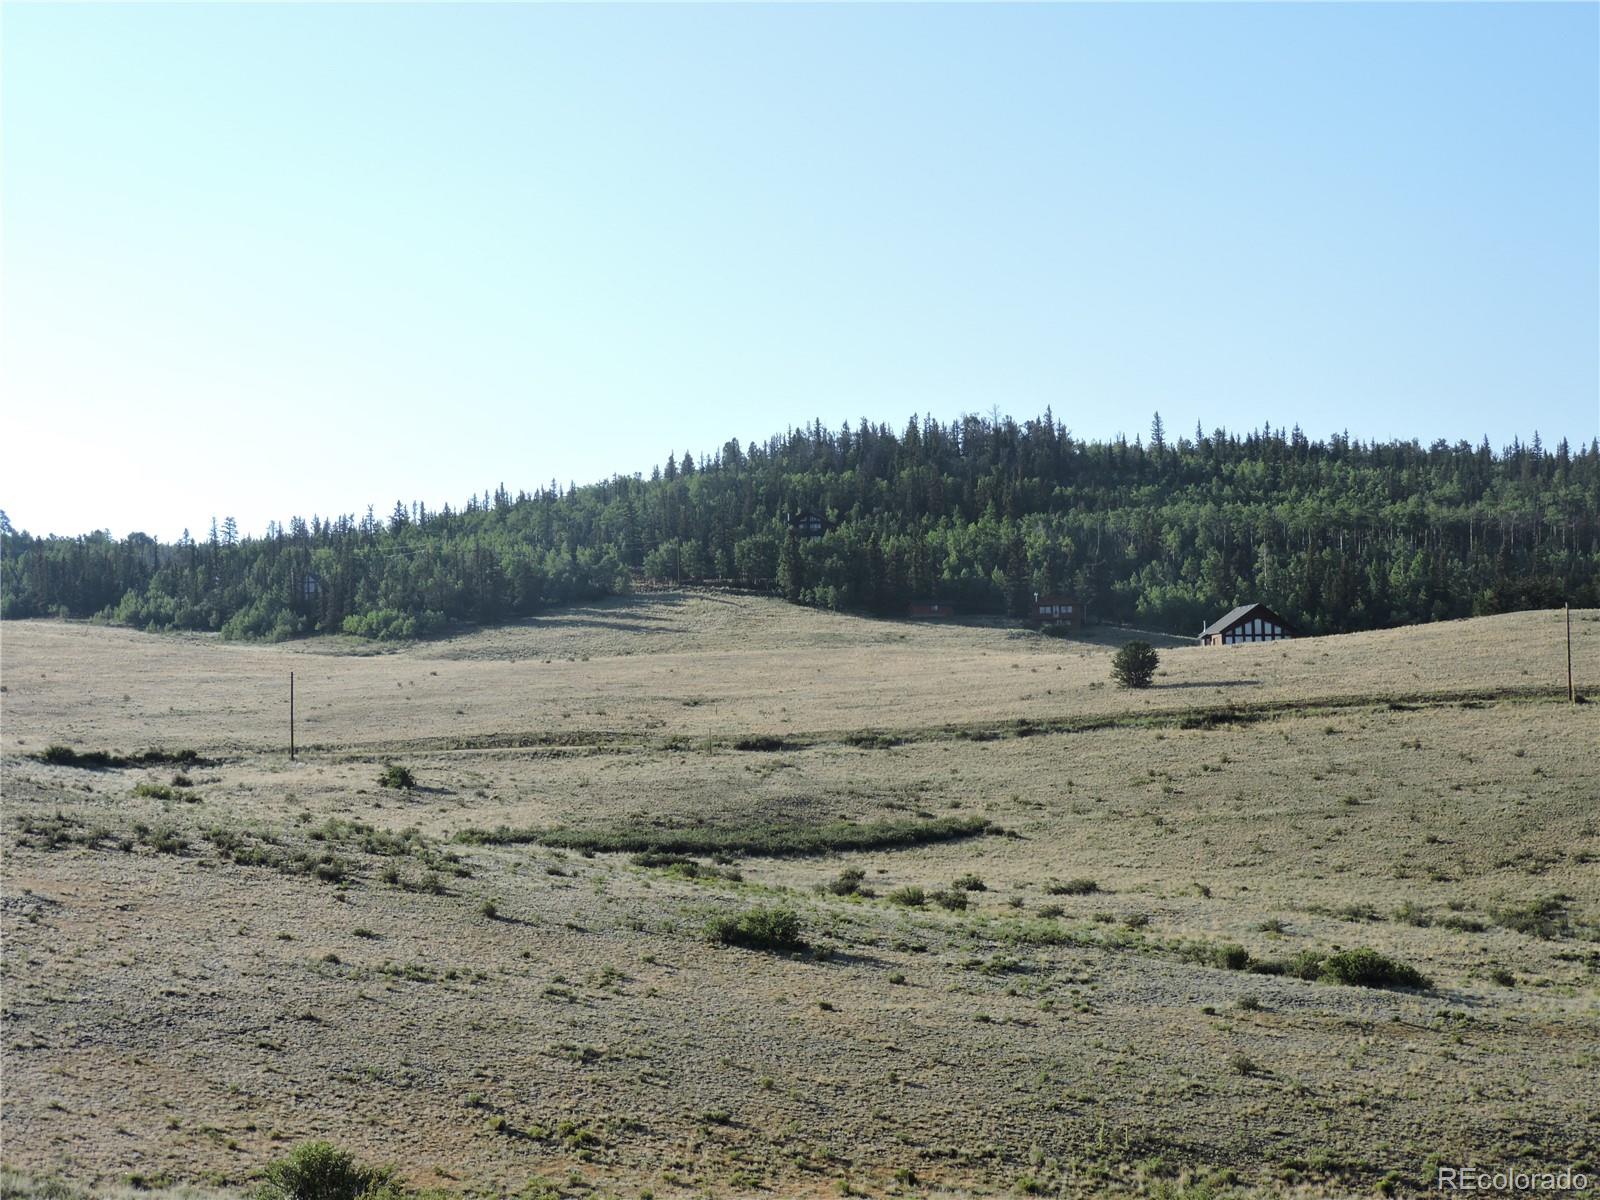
[3,2,1596,540]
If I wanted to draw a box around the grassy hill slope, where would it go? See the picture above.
[2,600,1596,1197]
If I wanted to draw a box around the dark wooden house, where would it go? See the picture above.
[1032,594,1082,628]
[787,509,826,539]
[908,602,955,619]
[1200,603,1296,646]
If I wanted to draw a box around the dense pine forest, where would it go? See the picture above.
[3,413,1597,641]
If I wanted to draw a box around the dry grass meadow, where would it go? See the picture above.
[2,594,1597,1199]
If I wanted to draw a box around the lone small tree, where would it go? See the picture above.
[1111,641,1159,689]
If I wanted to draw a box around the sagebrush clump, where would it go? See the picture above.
[378,764,417,790]
[256,1140,404,1200]
[706,906,806,954]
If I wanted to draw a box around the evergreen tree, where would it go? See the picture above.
[3,410,1593,641]
[1110,641,1159,689]
[778,528,804,603]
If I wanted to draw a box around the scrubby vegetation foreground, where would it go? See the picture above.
[3,412,1596,641]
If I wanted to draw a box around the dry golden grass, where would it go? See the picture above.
[2,596,1596,1199]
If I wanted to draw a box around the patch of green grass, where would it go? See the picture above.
[13,811,117,851]
[630,852,743,882]
[37,745,202,769]
[130,822,188,855]
[203,826,355,884]
[1177,710,1262,731]
[133,783,196,802]
[843,732,901,749]
[1492,895,1571,940]
[458,815,991,859]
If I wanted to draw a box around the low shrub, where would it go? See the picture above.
[821,867,870,897]
[133,823,188,856]
[1394,902,1433,927]
[1249,948,1328,980]
[14,812,115,851]
[1212,943,1251,971]
[256,1139,403,1200]
[39,745,114,768]
[1285,949,1327,980]
[706,906,806,954]
[1046,878,1099,896]
[1318,947,1430,991]
[929,888,969,912]
[377,764,416,790]
[1492,895,1571,940]
[886,886,926,907]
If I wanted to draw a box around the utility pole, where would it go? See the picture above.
[289,671,296,760]
[1566,603,1575,703]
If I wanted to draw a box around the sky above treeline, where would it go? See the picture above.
[2,3,1596,540]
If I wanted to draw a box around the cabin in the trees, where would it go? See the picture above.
[1200,603,1296,646]
[1032,594,1082,628]
[908,602,955,619]
[787,509,826,539]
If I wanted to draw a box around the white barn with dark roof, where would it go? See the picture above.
[1200,603,1296,646]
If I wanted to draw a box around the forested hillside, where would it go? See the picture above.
[4,413,1596,641]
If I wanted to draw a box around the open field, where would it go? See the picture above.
[3,596,1598,1199]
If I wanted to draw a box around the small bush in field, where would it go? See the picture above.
[706,906,806,954]
[256,1140,402,1200]
[378,764,416,790]
[821,867,870,896]
[1319,947,1430,991]
[1046,878,1098,896]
